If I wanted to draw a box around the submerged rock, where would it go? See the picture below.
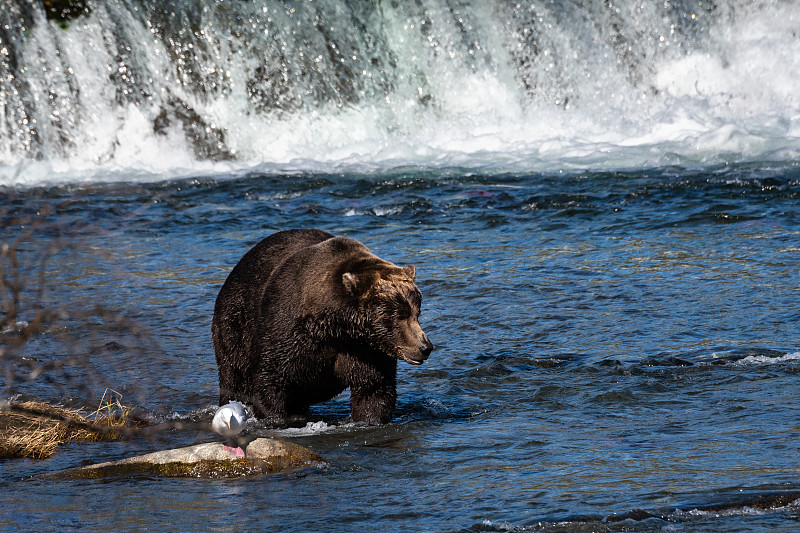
[55,437,325,479]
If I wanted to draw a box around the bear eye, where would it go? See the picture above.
[396,299,412,320]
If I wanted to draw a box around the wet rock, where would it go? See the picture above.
[43,0,91,28]
[55,437,325,479]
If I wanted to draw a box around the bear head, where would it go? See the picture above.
[341,262,433,365]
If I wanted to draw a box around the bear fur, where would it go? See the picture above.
[212,229,433,424]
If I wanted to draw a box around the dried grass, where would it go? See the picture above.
[0,391,141,459]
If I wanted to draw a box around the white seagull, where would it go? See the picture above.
[211,401,248,457]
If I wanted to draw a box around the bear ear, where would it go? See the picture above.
[342,272,359,295]
[403,264,416,280]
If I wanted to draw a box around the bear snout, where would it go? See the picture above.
[420,335,433,359]
[400,333,433,365]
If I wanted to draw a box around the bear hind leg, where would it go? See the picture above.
[249,381,293,424]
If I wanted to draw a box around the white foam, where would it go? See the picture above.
[2,2,800,186]
[735,352,800,366]
[480,519,514,531]
[676,496,800,519]
[277,420,338,436]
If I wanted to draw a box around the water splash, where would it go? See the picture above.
[277,421,338,436]
[1,1,799,186]
[735,352,800,366]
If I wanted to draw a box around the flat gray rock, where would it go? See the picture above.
[55,437,325,478]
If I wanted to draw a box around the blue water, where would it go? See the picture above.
[2,164,800,531]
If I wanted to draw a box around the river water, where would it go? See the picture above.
[2,165,799,531]
[2,1,800,531]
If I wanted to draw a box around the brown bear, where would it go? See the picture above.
[212,229,433,424]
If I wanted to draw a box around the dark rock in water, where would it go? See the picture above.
[641,356,694,367]
[43,0,91,28]
[54,437,325,479]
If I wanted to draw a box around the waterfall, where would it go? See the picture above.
[1,0,798,184]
